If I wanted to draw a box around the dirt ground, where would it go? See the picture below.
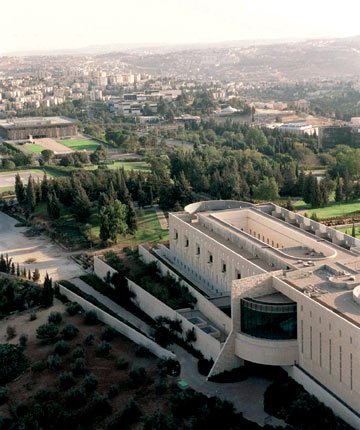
[33,138,73,154]
[0,171,44,188]
[0,301,172,429]
[0,211,85,282]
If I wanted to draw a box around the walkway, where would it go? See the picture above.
[154,205,168,230]
[70,277,152,336]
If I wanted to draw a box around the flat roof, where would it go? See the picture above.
[0,116,77,129]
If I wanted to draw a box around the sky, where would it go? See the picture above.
[1,0,360,53]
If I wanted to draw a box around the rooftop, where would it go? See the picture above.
[0,116,77,129]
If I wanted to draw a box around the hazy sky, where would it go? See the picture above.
[2,0,360,53]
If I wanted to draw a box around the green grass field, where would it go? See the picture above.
[295,198,360,219]
[106,161,151,172]
[58,139,100,152]
[338,226,360,238]
[91,207,168,244]
[24,144,45,154]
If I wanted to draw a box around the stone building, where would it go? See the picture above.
[167,201,360,427]
[0,116,78,140]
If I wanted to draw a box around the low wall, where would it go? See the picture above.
[127,279,221,360]
[57,284,176,360]
[285,365,360,429]
[139,244,232,334]
[93,255,221,360]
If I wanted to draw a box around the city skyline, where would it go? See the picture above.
[1,0,360,54]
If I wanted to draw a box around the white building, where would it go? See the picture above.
[167,201,360,428]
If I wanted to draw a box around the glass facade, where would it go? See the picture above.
[240,298,297,340]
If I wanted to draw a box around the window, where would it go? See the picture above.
[237,272,241,280]
[196,246,200,255]
[208,253,213,264]
[222,263,227,273]
[185,237,189,247]
[174,230,178,240]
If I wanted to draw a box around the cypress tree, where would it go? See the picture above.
[26,176,36,213]
[41,273,54,307]
[15,173,25,204]
[41,173,50,202]
[352,223,356,238]
[335,176,344,203]
[126,200,138,234]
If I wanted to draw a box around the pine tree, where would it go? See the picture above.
[15,174,25,204]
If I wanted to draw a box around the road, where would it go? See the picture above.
[0,211,85,282]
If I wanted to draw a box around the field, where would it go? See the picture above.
[105,161,151,172]
[0,170,45,192]
[295,198,360,219]
[58,139,100,152]
[91,208,168,245]
[338,226,360,238]
[24,143,46,154]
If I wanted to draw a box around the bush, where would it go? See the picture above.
[83,333,95,347]
[58,372,76,391]
[66,302,83,316]
[36,323,59,342]
[82,373,98,394]
[128,366,147,388]
[31,360,47,372]
[65,387,87,410]
[157,358,181,377]
[197,358,214,376]
[119,398,142,427]
[19,334,28,347]
[34,387,54,402]
[108,383,120,399]
[29,312,37,321]
[0,344,29,384]
[61,324,79,340]
[91,393,112,417]
[53,340,70,356]
[116,357,129,370]
[6,325,16,340]
[48,311,62,325]
[70,358,87,376]
[134,345,151,357]
[100,326,117,341]
[72,346,85,359]
[96,341,112,357]
[0,386,8,406]
[47,354,62,372]
[83,310,98,325]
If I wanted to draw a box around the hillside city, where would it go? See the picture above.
[1,10,360,430]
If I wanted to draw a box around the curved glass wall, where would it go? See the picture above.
[240,298,297,340]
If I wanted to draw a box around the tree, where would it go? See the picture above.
[89,146,107,164]
[335,176,344,203]
[71,180,92,221]
[41,149,54,163]
[253,177,280,201]
[47,191,61,219]
[15,173,25,204]
[41,273,54,307]
[0,344,28,385]
[32,268,40,282]
[126,200,138,234]
[36,323,59,342]
[99,199,128,243]
[26,175,36,212]
[352,223,356,238]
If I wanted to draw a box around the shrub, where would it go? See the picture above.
[116,357,129,370]
[91,393,112,417]
[29,312,37,321]
[108,383,120,399]
[19,334,28,347]
[100,326,117,341]
[82,373,98,394]
[134,345,151,357]
[53,340,70,356]
[6,325,16,340]
[72,346,85,359]
[96,341,112,357]
[31,360,47,372]
[83,333,95,347]
[0,386,8,406]
[0,344,29,384]
[48,311,62,325]
[119,398,142,427]
[65,387,87,410]
[61,324,79,340]
[143,411,174,430]
[197,358,214,376]
[58,372,75,391]
[66,302,83,316]
[185,327,197,343]
[47,354,62,372]
[70,358,87,376]
[83,310,98,325]
[34,387,54,402]
[36,323,59,342]
[156,358,180,377]
[128,366,147,388]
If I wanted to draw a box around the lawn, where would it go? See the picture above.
[24,144,45,154]
[91,208,168,244]
[105,161,151,172]
[57,139,100,151]
[338,226,360,238]
[295,198,360,219]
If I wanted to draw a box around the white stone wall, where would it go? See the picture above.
[58,284,176,360]
[94,256,118,283]
[139,244,232,334]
